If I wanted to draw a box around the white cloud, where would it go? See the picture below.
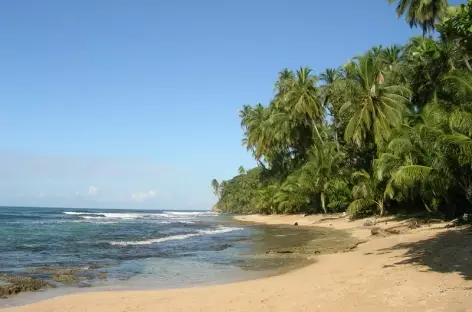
[88,186,98,196]
[131,189,157,202]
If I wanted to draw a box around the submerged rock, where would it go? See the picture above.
[96,272,108,279]
[214,243,233,251]
[52,274,78,284]
[0,275,55,298]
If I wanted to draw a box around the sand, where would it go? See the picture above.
[3,214,472,312]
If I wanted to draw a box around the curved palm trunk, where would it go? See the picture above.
[377,198,386,216]
[320,192,327,214]
[312,120,324,145]
[464,54,472,72]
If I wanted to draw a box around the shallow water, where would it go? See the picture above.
[0,207,357,307]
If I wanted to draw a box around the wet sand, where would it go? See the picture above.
[3,214,472,312]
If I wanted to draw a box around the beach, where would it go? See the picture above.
[3,214,472,312]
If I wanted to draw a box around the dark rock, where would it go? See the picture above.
[371,227,385,236]
[96,273,108,280]
[294,222,298,226]
[77,282,92,288]
[52,274,78,284]
[407,220,420,229]
[445,219,461,228]
[363,219,375,227]
[0,275,55,298]
[385,228,401,235]
[371,226,401,236]
[214,243,233,251]
[276,250,294,254]
[265,249,294,254]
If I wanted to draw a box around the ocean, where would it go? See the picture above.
[0,207,358,307]
[1,206,347,307]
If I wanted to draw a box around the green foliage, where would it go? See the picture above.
[215,168,264,214]
[438,0,472,68]
[388,0,449,34]
[213,0,472,220]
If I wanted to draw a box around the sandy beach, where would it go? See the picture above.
[3,214,472,312]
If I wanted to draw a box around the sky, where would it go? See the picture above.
[0,0,437,210]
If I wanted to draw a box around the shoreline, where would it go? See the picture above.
[2,214,472,311]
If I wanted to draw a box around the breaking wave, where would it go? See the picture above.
[109,226,242,246]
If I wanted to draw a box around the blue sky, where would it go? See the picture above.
[0,0,437,209]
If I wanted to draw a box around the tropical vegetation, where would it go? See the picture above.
[212,0,472,219]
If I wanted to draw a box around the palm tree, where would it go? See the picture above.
[339,53,411,148]
[238,166,246,175]
[281,67,323,121]
[211,179,220,198]
[347,170,386,217]
[298,142,347,213]
[388,0,449,34]
[240,104,271,161]
[277,67,325,145]
[404,37,458,110]
[437,3,472,71]
[320,68,345,149]
[319,68,343,109]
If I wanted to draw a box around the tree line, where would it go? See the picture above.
[212,0,472,219]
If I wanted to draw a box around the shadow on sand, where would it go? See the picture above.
[379,227,472,280]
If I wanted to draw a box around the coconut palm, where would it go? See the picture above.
[276,67,325,145]
[388,0,449,34]
[211,179,220,198]
[319,68,343,109]
[240,104,271,160]
[347,170,386,217]
[339,53,411,148]
[212,0,472,220]
[298,142,347,213]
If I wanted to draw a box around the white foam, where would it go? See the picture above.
[161,211,217,217]
[109,226,242,246]
[64,211,215,223]
[64,212,158,220]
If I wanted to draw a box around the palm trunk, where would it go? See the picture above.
[312,121,324,145]
[320,192,327,214]
[377,198,386,216]
[464,55,472,72]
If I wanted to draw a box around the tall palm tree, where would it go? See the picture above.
[320,68,344,148]
[279,67,325,145]
[283,67,323,121]
[319,68,343,108]
[404,37,457,110]
[240,104,270,160]
[388,0,449,34]
[339,53,411,148]
[211,179,220,198]
[238,166,246,175]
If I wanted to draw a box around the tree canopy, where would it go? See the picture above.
[211,1,472,219]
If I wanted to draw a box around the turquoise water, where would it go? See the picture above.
[0,207,258,282]
[1,207,352,308]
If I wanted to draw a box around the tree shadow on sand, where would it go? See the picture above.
[380,227,472,280]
